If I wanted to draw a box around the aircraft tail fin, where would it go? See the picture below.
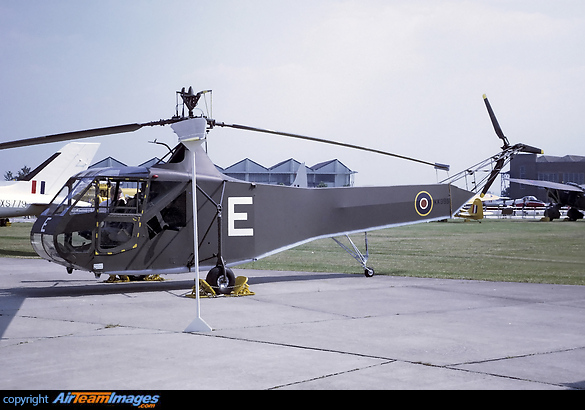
[455,197,483,220]
[292,162,308,187]
[469,197,483,219]
[25,142,100,197]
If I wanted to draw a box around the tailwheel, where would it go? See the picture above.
[364,267,375,278]
[206,266,236,295]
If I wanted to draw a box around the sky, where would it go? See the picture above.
[1,0,584,192]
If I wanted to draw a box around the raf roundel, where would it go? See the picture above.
[415,191,433,216]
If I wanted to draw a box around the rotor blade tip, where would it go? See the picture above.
[482,94,487,99]
[434,163,450,171]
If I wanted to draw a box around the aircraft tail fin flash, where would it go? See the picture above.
[28,142,100,197]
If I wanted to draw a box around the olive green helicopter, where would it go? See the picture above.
[0,89,540,294]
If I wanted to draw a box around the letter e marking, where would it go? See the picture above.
[228,197,254,237]
[40,217,52,233]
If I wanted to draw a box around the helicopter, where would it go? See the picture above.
[0,88,540,294]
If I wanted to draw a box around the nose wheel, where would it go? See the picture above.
[206,265,236,295]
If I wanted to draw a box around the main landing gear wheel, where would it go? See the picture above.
[364,267,375,277]
[567,207,584,222]
[206,266,236,295]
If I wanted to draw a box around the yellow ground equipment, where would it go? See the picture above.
[186,276,255,298]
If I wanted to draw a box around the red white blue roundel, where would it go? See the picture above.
[415,191,433,216]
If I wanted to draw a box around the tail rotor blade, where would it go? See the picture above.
[517,143,543,154]
[480,157,506,197]
[483,94,510,148]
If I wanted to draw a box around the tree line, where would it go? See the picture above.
[4,165,31,181]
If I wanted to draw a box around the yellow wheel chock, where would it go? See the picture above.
[104,274,164,283]
[198,279,216,297]
[144,274,164,281]
[105,275,129,283]
[187,276,255,298]
[233,276,255,296]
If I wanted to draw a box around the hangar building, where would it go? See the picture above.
[91,157,355,188]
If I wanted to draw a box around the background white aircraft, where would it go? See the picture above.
[0,142,100,224]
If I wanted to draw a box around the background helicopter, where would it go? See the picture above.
[0,88,539,294]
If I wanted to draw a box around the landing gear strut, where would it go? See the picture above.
[196,180,236,294]
[332,232,375,277]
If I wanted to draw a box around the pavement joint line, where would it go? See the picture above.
[9,313,581,391]
[267,360,396,389]
[439,346,585,390]
[3,317,577,390]
[449,345,585,367]
[193,333,585,389]
[441,364,568,389]
[194,332,397,361]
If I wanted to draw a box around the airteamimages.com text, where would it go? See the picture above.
[2,392,161,408]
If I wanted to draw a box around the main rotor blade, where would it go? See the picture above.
[0,118,183,151]
[0,123,143,150]
[483,94,510,148]
[215,122,449,171]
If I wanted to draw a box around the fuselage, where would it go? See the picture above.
[0,181,52,217]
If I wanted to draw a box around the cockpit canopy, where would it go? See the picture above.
[43,167,150,217]
[32,166,191,271]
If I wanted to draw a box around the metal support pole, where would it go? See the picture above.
[172,118,213,333]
